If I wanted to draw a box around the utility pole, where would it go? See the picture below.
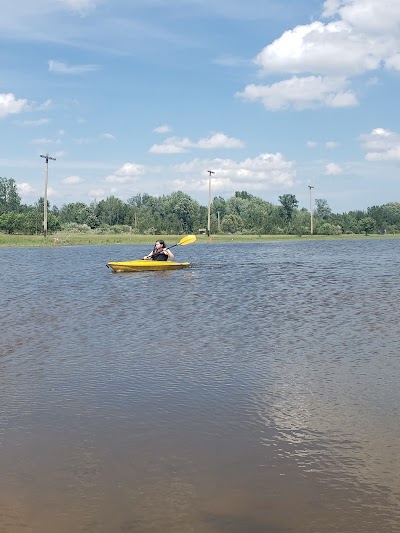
[207,170,215,237]
[308,185,314,235]
[40,153,56,237]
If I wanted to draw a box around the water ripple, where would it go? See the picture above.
[1,240,400,532]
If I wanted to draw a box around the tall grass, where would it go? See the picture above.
[0,232,398,248]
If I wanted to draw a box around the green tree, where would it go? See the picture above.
[165,191,200,233]
[241,197,273,234]
[0,177,21,214]
[278,194,298,223]
[291,208,311,236]
[20,211,40,234]
[95,196,128,225]
[316,222,340,235]
[359,216,376,236]
[173,198,196,232]
[235,191,254,200]
[0,212,19,233]
[367,205,385,228]
[212,196,227,224]
[127,193,152,208]
[226,196,247,217]
[382,202,400,228]
[221,214,243,233]
[59,202,92,224]
[315,198,332,220]
[84,214,98,229]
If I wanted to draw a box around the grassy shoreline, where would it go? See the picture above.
[0,232,399,247]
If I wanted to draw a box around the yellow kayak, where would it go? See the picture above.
[107,260,191,272]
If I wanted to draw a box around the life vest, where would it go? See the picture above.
[151,248,168,261]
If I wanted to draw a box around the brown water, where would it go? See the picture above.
[1,239,400,532]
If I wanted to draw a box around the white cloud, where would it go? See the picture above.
[254,18,395,77]
[153,124,172,134]
[150,137,190,154]
[237,76,358,111]
[239,0,400,111]
[61,0,101,15]
[47,186,58,199]
[17,182,35,194]
[325,162,343,175]
[197,133,244,149]
[0,93,29,118]
[36,99,52,111]
[371,127,391,137]
[149,132,244,154]
[88,188,106,199]
[62,175,81,184]
[101,133,116,140]
[105,162,146,183]
[22,118,49,126]
[53,151,66,158]
[212,54,249,67]
[367,147,400,161]
[361,128,400,161]
[307,141,317,148]
[385,54,400,71]
[171,152,296,193]
[321,0,341,18]
[325,141,338,149]
[31,138,61,144]
[329,91,358,107]
[322,0,400,34]
[48,60,100,74]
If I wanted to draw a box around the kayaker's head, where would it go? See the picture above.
[155,240,165,249]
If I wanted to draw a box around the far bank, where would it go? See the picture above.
[1,232,399,248]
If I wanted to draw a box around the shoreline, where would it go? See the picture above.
[0,232,399,248]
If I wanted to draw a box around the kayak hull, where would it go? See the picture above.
[107,260,191,272]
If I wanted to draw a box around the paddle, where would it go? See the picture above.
[167,234,197,249]
[149,234,197,259]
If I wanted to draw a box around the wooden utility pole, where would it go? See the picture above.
[40,153,56,237]
[308,185,314,235]
[207,170,215,236]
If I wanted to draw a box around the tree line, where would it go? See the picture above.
[1,177,400,236]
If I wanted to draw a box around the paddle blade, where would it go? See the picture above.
[178,234,197,246]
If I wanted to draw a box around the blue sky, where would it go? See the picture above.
[1,0,399,213]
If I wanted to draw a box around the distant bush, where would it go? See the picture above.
[143,227,157,235]
[270,227,285,235]
[61,222,91,233]
[317,223,339,235]
[93,224,112,234]
[243,227,262,235]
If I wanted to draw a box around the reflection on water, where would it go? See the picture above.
[1,239,400,532]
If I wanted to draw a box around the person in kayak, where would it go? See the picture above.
[144,239,174,261]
